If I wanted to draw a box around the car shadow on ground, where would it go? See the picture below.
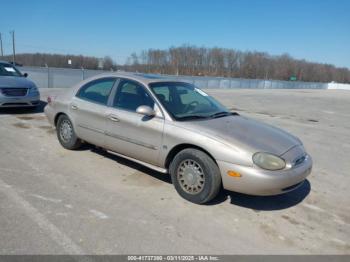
[90,146,172,185]
[71,144,311,210]
[0,101,47,115]
[209,180,311,210]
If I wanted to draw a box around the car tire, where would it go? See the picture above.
[56,114,82,150]
[170,148,222,204]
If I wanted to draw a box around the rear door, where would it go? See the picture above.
[69,77,116,147]
[104,79,165,166]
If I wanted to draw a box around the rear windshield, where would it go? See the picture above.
[0,63,23,77]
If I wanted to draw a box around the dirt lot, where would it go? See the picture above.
[0,88,349,254]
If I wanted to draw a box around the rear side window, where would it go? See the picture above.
[76,78,115,105]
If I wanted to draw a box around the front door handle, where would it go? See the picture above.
[71,104,78,110]
[108,115,120,122]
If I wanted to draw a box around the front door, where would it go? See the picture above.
[104,79,164,166]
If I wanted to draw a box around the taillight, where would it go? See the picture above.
[47,96,52,104]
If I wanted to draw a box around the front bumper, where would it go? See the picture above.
[217,154,312,196]
[0,91,40,108]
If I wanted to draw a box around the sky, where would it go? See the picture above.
[1,0,349,68]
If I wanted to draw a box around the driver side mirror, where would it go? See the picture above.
[136,105,155,117]
[23,73,28,78]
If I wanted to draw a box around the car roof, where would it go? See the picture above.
[91,71,189,85]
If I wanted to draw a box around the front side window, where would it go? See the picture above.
[150,82,230,121]
[76,78,115,105]
[113,80,154,111]
[0,63,22,77]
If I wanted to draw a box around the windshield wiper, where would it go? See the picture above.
[177,112,239,121]
[209,111,238,119]
[177,115,209,121]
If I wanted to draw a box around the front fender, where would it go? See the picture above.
[160,122,253,168]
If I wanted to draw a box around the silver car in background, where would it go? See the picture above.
[44,73,312,204]
[0,61,40,108]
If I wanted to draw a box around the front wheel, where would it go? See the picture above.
[56,114,82,150]
[170,148,222,204]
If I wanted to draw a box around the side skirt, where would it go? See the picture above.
[106,150,168,174]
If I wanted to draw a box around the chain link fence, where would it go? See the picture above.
[21,66,333,89]
[21,66,108,89]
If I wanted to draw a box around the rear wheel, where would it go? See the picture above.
[56,114,82,150]
[170,148,222,204]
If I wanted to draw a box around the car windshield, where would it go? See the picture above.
[149,82,232,121]
[0,63,23,77]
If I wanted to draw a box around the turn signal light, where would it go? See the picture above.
[227,170,241,178]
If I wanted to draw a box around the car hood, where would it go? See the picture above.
[0,76,36,88]
[179,115,302,156]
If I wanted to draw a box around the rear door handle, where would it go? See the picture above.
[71,104,78,110]
[108,115,120,122]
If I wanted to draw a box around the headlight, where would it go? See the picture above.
[29,86,38,92]
[253,152,286,171]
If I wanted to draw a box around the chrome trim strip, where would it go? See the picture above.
[78,124,158,150]
[77,124,105,134]
[105,131,158,150]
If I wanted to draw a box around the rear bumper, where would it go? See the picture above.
[44,104,55,126]
[0,92,40,107]
[218,154,312,196]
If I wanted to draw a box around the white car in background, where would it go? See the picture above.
[0,61,40,108]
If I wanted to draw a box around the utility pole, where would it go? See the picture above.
[0,33,3,57]
[10,30,15,64]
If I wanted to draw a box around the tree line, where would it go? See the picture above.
[2,53,114,71]
[2,46,350,83]
[126,45,350,83]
